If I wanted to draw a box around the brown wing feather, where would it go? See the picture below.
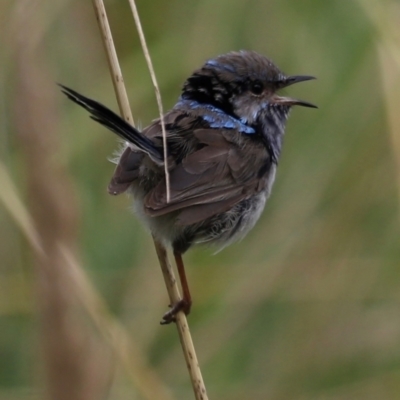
[175,194,246,225]
[108,147,143,195]
[144,129,266,223]
[108,111,206,195]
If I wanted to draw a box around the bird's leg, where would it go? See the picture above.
[161,251,192,325]
[174,250,193,313]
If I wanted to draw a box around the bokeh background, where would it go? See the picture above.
[1,0,400,399]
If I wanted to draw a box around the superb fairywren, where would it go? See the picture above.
[60,50,316,323]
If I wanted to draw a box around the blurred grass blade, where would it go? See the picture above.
[0,160,43,254]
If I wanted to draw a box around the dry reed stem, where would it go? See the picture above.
[0,160,43,255]
[378,48,400,208]
[127,0,171,203]
[153,238,209,400]
[357,1,400,208]
[91,0,209,399]
[91,0,134,125]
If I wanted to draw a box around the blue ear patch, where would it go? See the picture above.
[177,99,255,135]
[206,59,237,74]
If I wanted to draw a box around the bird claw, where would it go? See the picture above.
[160,299,191,325]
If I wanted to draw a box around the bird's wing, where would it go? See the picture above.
[108,110,208,195]
[108,147,144,195]
[145,129,269,225]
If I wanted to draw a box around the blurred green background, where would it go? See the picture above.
[1,0,400,399]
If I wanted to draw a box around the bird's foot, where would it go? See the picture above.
[160,299,192,325]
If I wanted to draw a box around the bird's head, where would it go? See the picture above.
[181,50,316,129]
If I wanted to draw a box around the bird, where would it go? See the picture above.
[60,50,316,324]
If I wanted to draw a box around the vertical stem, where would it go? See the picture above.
[90,1,209,398]
[153,239,209,400]
[91,0,134,125]
[127,0,171,202]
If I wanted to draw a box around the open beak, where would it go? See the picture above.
[273,75,317,108]
[271,96,318,108]
[282,75,316,87]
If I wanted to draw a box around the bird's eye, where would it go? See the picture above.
[250,80,264,95]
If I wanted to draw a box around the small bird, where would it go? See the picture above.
[60,50,316,324]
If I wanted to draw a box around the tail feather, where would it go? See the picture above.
[59,84,163,163]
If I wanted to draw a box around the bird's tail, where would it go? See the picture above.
[59,85,163,163]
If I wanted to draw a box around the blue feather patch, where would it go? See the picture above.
[205,59,237,74]
[177,99,255,135]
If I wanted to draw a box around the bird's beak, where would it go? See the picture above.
[272,75,317,108]
[271,96,318,108]
[281,75,316,88]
